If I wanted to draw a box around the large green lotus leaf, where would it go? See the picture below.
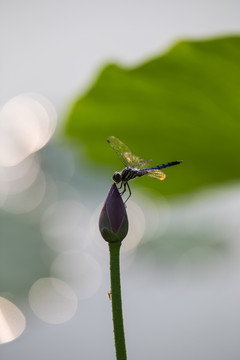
[65,36,240,196]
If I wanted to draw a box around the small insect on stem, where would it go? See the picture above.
[107,290,112,300]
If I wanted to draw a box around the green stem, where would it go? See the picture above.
[109,242,127,360]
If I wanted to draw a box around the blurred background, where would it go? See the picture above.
[1,1,240,359]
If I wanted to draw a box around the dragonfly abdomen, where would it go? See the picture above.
[145,160,182,171]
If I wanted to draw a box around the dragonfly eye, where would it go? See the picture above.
[112,172,122,184]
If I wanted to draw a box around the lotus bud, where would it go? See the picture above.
[99,183,128,243]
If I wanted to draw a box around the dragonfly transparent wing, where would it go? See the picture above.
[107,136,151,168]
[145,169,166,181]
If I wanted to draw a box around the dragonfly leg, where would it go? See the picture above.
[124,182,131,203]
[120,183,126,196]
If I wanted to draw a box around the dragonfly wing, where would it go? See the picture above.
[136,158,152,168]
[145,169,166,181]
[123,153,152,168]
[107,136,132,167]
[107,136,151,168]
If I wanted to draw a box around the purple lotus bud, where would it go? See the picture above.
[99,183,128,243]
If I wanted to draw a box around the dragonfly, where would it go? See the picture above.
[107,136,182,202]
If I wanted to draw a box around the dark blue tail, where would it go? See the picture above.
[145,160,182,170]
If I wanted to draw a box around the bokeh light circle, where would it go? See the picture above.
[0,93,57,166]
[0,154,40,196]
[0,297,26,344]
[41,200,91,252]
[2,169,46,214]
[29,277,78,324]
[51,251,102,299]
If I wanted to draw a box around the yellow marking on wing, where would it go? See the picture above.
[146,170,166,181]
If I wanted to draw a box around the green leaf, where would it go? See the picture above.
[65,36,240,196]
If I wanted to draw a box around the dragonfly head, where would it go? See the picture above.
[112,171,122,184]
